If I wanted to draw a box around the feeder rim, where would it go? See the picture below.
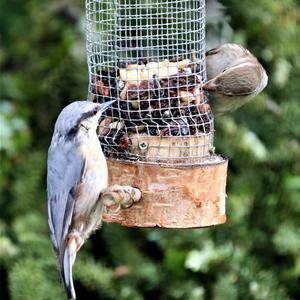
[106,155,228,170]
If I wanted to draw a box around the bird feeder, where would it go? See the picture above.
[86,0,228,228]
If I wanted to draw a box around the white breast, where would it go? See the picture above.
[73,131,108,217]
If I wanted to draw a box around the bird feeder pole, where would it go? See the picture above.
[86,0,228,228]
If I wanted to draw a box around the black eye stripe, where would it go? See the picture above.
[80,106,100,120]
[66,126,78,140]
[64,106,101,139]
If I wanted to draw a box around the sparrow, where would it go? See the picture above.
[204,43,268,114]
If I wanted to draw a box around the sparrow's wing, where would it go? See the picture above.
[203,62,261,96]
[47,139,86,253]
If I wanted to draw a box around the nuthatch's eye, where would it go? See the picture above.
[93,106,100,115]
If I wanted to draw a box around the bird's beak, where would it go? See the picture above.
[100,100,116,112]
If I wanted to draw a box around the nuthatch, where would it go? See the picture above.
[204,43,268,115]
[47,100,115,300]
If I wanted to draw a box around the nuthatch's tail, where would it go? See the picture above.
[60,238,78,300]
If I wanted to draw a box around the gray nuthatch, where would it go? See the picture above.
[47,100,115,300]
[203,43,268,115]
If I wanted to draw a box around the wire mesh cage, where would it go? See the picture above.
[86,0,214,165]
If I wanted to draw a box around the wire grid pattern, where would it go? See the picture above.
[86,0,214,165]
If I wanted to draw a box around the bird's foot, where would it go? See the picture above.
[101,185,142,213]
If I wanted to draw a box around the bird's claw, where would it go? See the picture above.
[101,185,142,213]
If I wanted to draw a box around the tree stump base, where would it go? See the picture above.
[103,156,228,228]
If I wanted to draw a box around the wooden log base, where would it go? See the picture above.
[103,155,228,228]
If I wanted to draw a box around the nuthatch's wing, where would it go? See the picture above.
[47,139,86,256]
[203,62,262,96]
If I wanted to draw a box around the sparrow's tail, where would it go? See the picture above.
[61,239,78,300]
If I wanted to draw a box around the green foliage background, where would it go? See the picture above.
[0,0,299,299]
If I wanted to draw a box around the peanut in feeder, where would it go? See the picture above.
[86,0,228,228]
